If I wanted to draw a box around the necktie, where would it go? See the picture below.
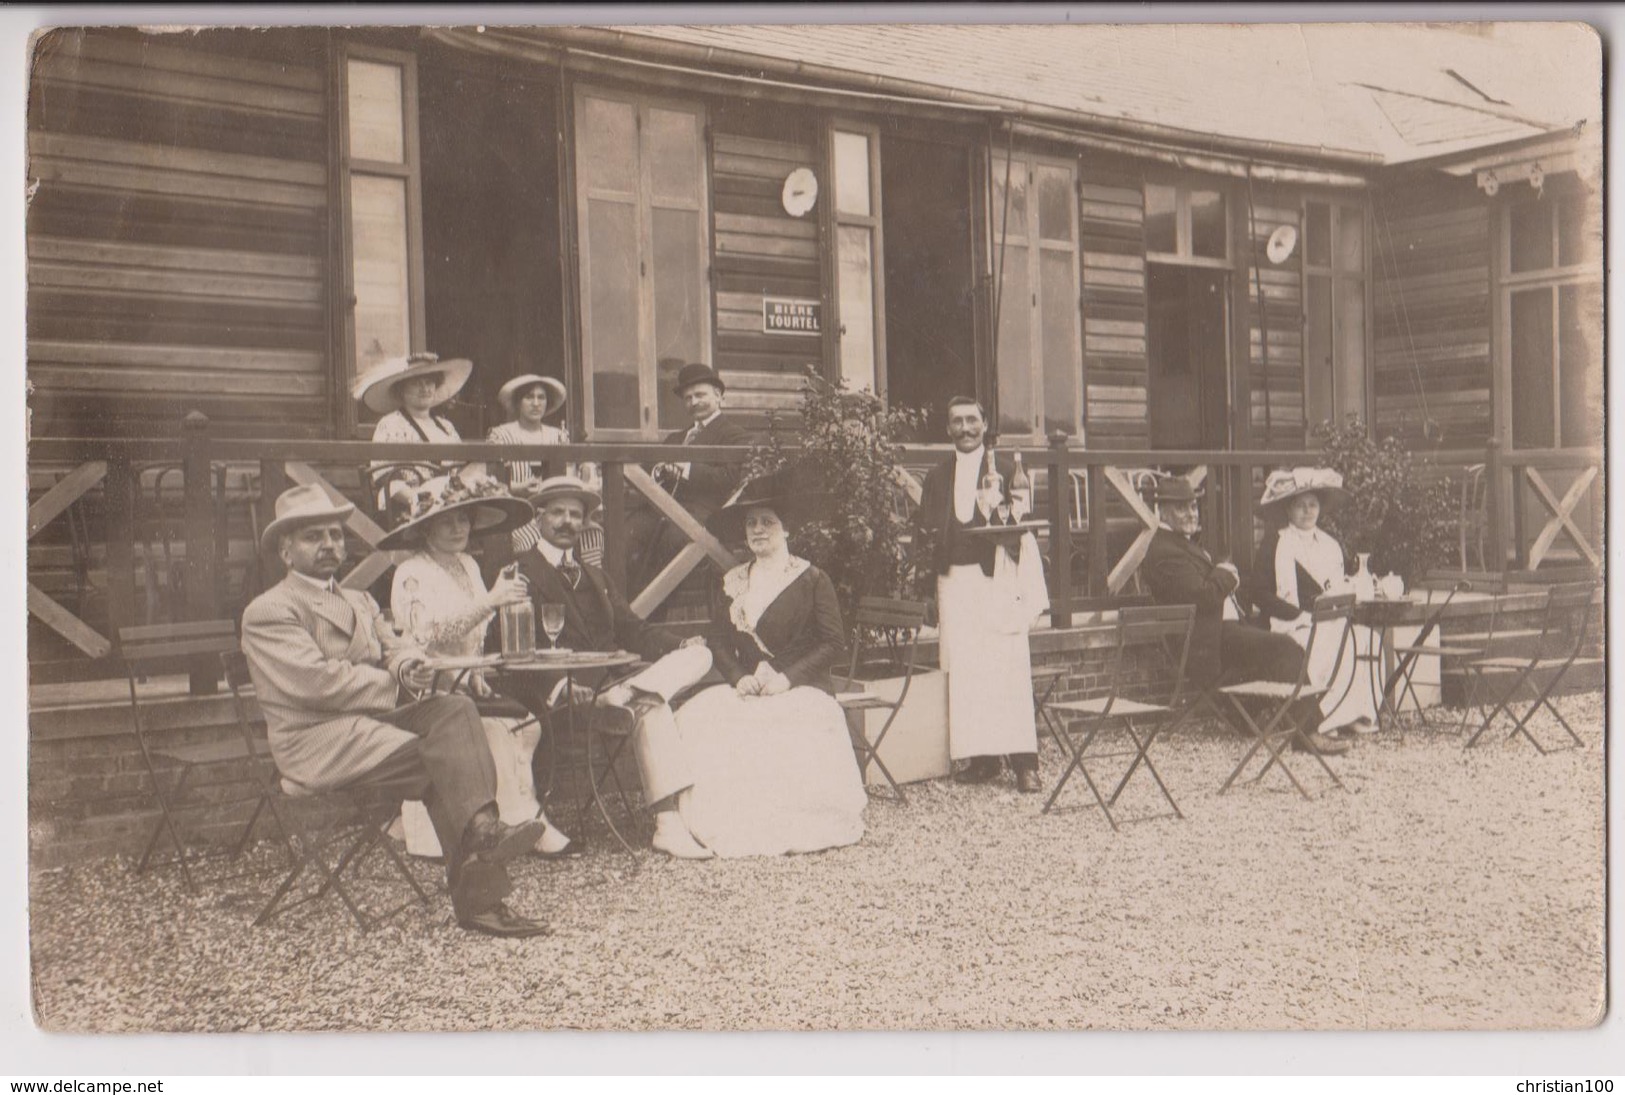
[684,424,702,445]
[559,554,581,589]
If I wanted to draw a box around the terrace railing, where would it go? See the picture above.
[27,416,1602,688]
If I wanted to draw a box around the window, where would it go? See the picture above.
[1302,200,1367,427]
[832,125,885,394]
[573,87,710,438]
[1144,182,1228,263]
[991,151,1082,438]
[340,48,424,422]
[1503,192,1600,448]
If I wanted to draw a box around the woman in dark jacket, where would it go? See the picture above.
[672,473,866,857]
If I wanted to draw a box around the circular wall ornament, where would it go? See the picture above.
[1265,223,1299,264]
[781,167,818,217]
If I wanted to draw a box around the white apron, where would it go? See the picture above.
[936,533,1046,760]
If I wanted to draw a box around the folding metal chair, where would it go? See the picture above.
[1217,593,1355,800]
[1041,604,1196,828]
[1383,576,1474,733]
[118,620,284,893]
[223,651,432,931]
[1031,664,1071,756]
[836,597,930,804]
[1464,580,1601,754]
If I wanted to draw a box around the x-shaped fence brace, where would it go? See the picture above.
[1524,466,1599,570]
[27,460,113,658]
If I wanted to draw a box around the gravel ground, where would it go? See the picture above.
[30,693,1606,1032]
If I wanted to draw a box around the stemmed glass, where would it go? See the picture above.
[541,603,566,651]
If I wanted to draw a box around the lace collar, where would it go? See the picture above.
[723,554,811,648]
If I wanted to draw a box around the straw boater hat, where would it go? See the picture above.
[528,475,602,517]
[1255,467,1351,522]
[673,362,725,396]
[376,468,534,551]
[706,469,831,545]
[353,352,473,415]
[260,483,355,558]
[497,374,568,419]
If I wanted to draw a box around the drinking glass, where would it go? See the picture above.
[995,500,1012,526]
[541,603,566,650]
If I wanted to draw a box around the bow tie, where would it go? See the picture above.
[558,555,581,588]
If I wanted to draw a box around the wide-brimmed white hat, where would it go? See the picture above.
[353,352,473,415]
[261,483,355,557]
[376,469,535,551]
[497,374,567,419]
[528,474,602,517]
[1256,467,1351,520]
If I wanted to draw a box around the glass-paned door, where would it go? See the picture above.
[1303,201,1367,429]
[574,87,710,438]
[832,125,885,395]
[991,151,1082,439]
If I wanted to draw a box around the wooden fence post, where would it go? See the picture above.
[104,452,137,654]
[1484,437,1506,571]
[602,460,627,596]
[1046,432,1072,628]
[182,411,218,694]
[1086,465,1108,597]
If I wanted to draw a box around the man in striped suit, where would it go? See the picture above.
[241,484,551,938]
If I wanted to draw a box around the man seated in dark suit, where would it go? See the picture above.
[626,362,751,596]
[505,476,717,859]
[1137,477,1348,756]
[240,484,549,938]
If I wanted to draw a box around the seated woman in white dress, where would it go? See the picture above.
[1246,467,1378,736]
[673,473,867,858]
[355,352,472,507]
[383,468,580,858]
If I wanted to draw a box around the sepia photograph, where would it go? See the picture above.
[14,10,1607,1047]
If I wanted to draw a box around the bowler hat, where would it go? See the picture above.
[260,483,356,558]
[673,362,725,396]
[1143,476,1204,506]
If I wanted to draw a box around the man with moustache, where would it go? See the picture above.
[504,476,717,859]
[239,484,550,937]
[914,396,1044,793]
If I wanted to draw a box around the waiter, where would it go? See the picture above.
[915,396,1045,793]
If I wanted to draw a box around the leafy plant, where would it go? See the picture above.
[750,366,927,618]
[1312,415,1457,582]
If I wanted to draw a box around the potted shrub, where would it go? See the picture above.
[750,369,949,786]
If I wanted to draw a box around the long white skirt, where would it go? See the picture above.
[937,565,1038,759]
[1276,618,1381,732]
[675,683,867,858]
[402,716,541,858]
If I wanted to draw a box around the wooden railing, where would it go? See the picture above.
[27,417,1602,685]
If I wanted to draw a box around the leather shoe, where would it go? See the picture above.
[1293,730,1351,756]
[531,836,586,860]
[465,816,548,866]
[458,901,552,939]
[1015,768,1043,794]
[953,756,1002,784]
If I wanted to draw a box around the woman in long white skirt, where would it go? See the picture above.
[673,474,866,858]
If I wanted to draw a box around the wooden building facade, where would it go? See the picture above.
[25,24,1603,658]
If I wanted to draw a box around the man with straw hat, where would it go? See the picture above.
[502,475,717,859]
[1138,476,1348,756]
[240,483,551,937]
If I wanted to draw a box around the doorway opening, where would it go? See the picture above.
[1147,264,1230,449]
[879,132,977,438]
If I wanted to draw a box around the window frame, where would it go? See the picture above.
[571,83,713,442]
[829,120,888,399]
[1496,187,1600,450]
[334,41,426,438]
[988,146,1084,440]
[1300,196,1371,433]
[1144,178,1233,269]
